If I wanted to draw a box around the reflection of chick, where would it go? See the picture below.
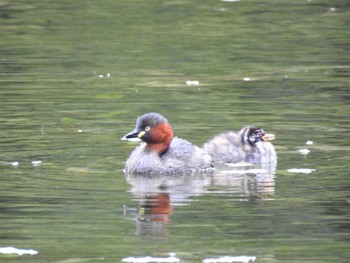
[138,194,173,223]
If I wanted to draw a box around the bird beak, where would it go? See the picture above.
[261,133,275,142]
[121,129,142,142]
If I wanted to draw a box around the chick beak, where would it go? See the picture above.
[121,129,143,142]
[261,133,276,142]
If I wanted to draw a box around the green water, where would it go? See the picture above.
[1,1,349,262]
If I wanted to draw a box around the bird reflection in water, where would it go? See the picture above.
[138,193,173,223]
[123,174,210,238]
[123,166,275,238]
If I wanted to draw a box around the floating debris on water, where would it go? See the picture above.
[243,77,251,81]
[222,0,241,2]
[306,140,313,145]
[287,168,316,174]
[203,255,256,263]
[78,129,83,133]
[186,80,200,86]
[298,148,310,155]
[0,247,38,256]
[123,253,179,263]
[32,160,42,166]
[11,162,19,167]
[98,73,111,78]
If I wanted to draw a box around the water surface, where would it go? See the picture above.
[1,1,349,262]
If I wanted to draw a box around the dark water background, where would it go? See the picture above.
[1,1,349,262]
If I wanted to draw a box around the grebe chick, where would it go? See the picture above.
[122,113,212,176]
[203,126,276,165]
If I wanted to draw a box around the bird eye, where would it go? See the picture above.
[145,126,151,131]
